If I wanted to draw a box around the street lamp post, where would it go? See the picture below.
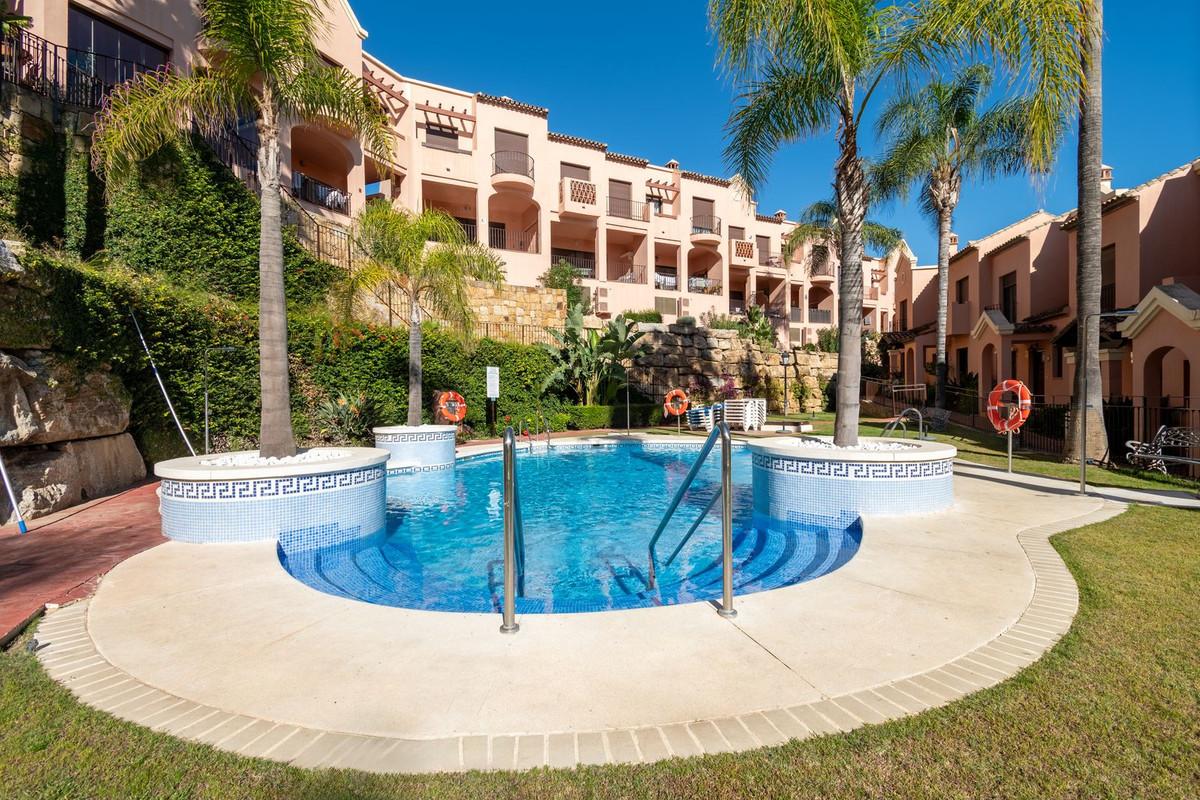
[203,346,238,455]
[780,349,792,432]
[1078,309,1135,494]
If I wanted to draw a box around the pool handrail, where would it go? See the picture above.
[646,421,737,618]
[500,426,524,633]
[881,407,925,439]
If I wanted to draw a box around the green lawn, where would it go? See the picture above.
[2,504,1198,798]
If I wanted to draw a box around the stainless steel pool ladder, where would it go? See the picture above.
[646,421,736,618]
[881,407,926,439]
[500,426,527,634]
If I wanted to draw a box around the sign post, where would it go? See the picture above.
[486,366,499,437]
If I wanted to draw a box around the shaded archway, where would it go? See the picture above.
[487,192,540,254]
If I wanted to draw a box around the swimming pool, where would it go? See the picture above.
[278,441,861,613]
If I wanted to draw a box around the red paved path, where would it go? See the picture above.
[0,482,164,645]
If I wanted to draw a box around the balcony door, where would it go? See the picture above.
[999,272,1017,322]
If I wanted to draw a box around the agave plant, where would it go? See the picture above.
[542,306,651,406]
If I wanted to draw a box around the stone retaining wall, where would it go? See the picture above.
[630,322,838,412]
[1,244,146,524]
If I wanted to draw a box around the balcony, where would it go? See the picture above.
[612,263,647,284]
[789,307,804,323]
[607,197,649,222]
[654,272,678,291]
[809,307,832,324]
[291,172,349,214]
[688,276,722,295]
[689,215,722,246]
[809,262,836,284]
[490,227,538,254]
[551,250,595,279]
[759,249,783,268]
[558,177,599,218]
[491,151,535,192]
[729,238,758,268]
[863,285,879,304]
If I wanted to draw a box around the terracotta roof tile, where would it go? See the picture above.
[475,93,548,118]
[547,131,607,151]
[681,170,732,188]
[606,151,649,167]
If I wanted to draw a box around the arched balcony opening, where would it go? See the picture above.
[290,125,354,215]
[487,192,539,255]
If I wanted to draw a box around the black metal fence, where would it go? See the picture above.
[0,28,156,108]
[863,379,1200,473]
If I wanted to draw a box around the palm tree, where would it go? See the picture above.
[344,202,503,426]
[90,0,391,458]
[711,0,1084,445]
[1069,0,1105,465]
[0,2,31,37]
[873,64,1031,409]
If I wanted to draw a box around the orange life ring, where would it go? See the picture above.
[663,388,689,417]
[986,379,1032,433]
[437,390,468,423]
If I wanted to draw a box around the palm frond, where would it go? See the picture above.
[723,63,837,192]
[90,68,249,182]
[278,61,394,167]
[200,0,326,85]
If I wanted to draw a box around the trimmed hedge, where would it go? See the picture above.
[547,404,665,431]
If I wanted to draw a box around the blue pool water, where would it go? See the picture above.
[278,442,861,613]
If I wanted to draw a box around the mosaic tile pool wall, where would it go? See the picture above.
[751,453,955,518]
[159,464,387,544]
[374,426,456,474]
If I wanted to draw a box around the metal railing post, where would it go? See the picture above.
[717,421,737,618]
[500,427,520,634]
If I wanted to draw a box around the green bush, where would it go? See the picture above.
[540,259,590,314]
[817,327,839,352]
[623,309,662,323]
[103,134,338,306]
[19,250,575,461]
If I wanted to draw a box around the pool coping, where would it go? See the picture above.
[33,481,1125,774]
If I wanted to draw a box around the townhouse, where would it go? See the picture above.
[9,0,903,346]
[890,160,1200,424]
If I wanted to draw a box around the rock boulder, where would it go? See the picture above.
[0,350,131,446]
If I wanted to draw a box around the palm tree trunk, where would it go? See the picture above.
[833,120,865,447]
[256,106,297,458]
[1069,0,1106,464]
[407,300,423,426]
[934,206,952,410]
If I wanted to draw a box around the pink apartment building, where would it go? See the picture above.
[10,0,903,346]
[890,160,1200,451]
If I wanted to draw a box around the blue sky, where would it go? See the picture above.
[353,1,1200,263]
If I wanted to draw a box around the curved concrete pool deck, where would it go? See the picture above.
[34,466,1124,773]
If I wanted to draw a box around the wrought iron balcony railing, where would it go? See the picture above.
[491,151,535,178]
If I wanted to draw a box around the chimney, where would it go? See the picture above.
[948,232,959,255]
[666,159,679,170]
[1100,164,1113,194]
[774,209,787,222]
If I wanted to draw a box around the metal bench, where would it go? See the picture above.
[1126,426,1200,473]
[922,407,952,432]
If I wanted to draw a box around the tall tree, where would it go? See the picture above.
[874,64,1031,408]
[1068,0,1106,464]
[343,203,503,426]
[711,0,1083,445]
[91,0,391,458]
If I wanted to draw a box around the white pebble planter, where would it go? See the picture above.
[749,436,956,519]
[373,424,457,474]
[155,447,389,544]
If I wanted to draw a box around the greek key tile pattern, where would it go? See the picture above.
[375,430,456,444]
[751,453,953,480]
[160,465,386,501]
[752,454,955,516]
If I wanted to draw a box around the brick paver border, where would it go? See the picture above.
[33,502,1124,773]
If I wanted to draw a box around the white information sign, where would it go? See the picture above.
[486,366,500,399]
